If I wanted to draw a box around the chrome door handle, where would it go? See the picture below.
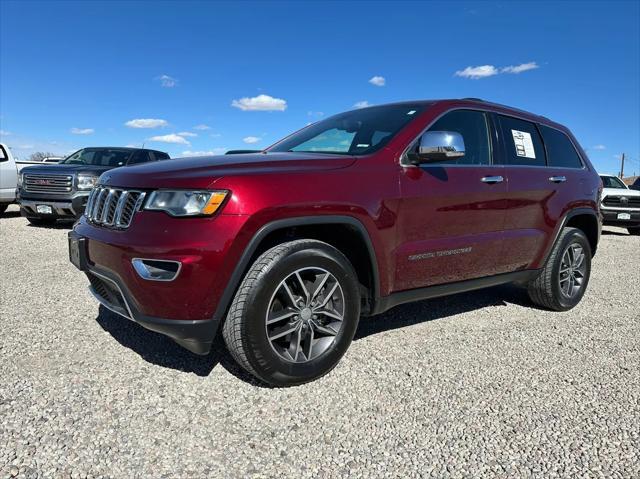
[481,175,504,184]
[549,176,567,183]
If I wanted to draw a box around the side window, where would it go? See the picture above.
[155,151,170,160]
[420,110,492,165]
[496,115,545,166]
[539,125,583,169]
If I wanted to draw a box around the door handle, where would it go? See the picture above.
[481,175,504,184]
[549,176,567,183]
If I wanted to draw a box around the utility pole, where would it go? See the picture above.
[619,153,625,178]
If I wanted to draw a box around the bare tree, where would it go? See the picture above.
[28,151,58,162]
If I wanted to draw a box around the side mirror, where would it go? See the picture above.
[409,131,465,164]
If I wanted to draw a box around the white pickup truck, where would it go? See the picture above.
[0,143,19,214]
[599,174,640,235]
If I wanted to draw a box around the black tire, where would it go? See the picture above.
[26,216,57,226]
[628,227,640,236]
[0,204,7,215]
[527,227,592,311]
[222,239,361,387]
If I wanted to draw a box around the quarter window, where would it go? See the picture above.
[539,125,583,169]
[413,110,492,165]
[496,115,545,166]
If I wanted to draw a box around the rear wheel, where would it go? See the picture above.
[26,216,57,226]
[527,227,592,311]
[628,227,640,236]
[222,239,360,387]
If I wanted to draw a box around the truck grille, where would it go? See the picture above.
[602,195,640,208]
[24,174,72,194]
[85,186,146,229]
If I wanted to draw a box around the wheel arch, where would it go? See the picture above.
[543,208,600,266]
[213,216,381,322]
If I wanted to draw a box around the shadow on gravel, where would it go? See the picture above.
[354,283,532,340]
[0,210,22,219]
[96,284,533,384]
[26,220,75,230]
[95,306,273,386]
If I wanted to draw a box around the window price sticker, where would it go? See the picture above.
[511,129,536,158]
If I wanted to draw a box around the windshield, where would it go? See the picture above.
[62,148,133,167]
[600,175,627,189]
[268,104,426,156]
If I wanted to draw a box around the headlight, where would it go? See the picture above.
[77,174,99,190]
[17,173,23,187]
[144,190,228,217]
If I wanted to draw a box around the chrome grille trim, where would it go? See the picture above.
[24,174,73,194]
[85,186,145,229]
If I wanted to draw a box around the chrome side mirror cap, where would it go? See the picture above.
[410,131,465,164]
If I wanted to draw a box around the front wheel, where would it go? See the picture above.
[222,239,361,387]
[527,227,592,311]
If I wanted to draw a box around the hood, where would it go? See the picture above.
[20,163,113,176]
[602,187,640,197]
[99,152,357,189]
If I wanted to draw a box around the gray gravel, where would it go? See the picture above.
[1,204,639,478]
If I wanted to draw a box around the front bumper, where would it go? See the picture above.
[19,190,90,219]
[601,208,640,227]
[68,212,249,354]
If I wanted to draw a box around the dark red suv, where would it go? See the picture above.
[69,99,601,386]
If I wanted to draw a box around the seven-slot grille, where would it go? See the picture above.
[24,174,72,194]
[85,186,146,229]
[602,195,640,208]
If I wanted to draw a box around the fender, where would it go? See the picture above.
[540,207,601,266]
[212,215,381,322]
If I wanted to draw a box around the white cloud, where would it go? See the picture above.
[158,74,178,88]
[501,62,539,74]
[307,111,324,118]
[148,133,190,145]
[125,118,168,129]
[592,144,606,151]
[193,124,211,130]
[210,133,222,138]
[0,129,12,136]
[455,61,539,79]
[125,144,141,148]
[243,136,261,144]
[369,75,386,86]
[455,65,499,79]
[70,127,94,135]
[232,94,287,111]
[181,148,226,157]
[177,131,197,137]
[353,101,371,109]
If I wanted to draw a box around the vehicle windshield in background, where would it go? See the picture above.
[268,103,426,156]
[600,176,627,189]
[62,148,133,167]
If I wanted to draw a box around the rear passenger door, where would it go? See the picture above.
[495,115,585,270]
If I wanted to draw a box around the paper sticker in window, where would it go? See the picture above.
[511,129,536,159]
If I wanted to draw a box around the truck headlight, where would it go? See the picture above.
[144,190,228,217]
[77,174,99,190]
[17,172,23,187]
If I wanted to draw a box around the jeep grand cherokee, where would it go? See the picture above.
[69,99,601,386]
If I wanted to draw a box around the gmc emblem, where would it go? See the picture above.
[33,179,51,185]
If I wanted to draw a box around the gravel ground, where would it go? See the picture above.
[1,204,639,478]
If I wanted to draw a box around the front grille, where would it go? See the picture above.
[85,186,146,229]
[24,174,72,194]
[602,195,640,208]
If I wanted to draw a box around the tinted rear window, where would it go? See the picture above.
[496,115,545,167]
[539,125,583,169]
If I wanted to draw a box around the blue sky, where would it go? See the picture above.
[1,0,639,175]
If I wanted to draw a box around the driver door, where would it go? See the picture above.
[395,109,510,290]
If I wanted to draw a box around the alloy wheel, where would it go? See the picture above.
[558,242,587,298]
[265,267,345,363]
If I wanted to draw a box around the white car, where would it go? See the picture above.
[599,174,640,235]
[0,143,18,214]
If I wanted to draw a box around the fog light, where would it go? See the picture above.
[132,258,181,281]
